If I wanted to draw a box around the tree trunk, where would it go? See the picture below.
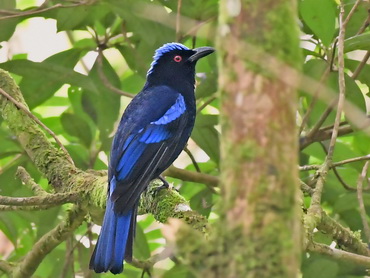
[217,0,302,277]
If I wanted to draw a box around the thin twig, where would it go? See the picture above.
[96,49,133,98]
[176,0,183,41]
[0,192,80,206]
[163,166,219,187]
[184,147,201,173]
[352,51,370,80]
[343,0,363,27]
[334,154,370,167]
[0,88,74,164]
[300,124,354,150]
[0,1,88,20]
[0,153,23,174]
[66,31,90,73]
[299,66,330,134]
[196,95,217,114]
[332,166,356,191]
[326,2,346,162]
[357,161,370,242]
[16,166,47,196]
[356,9,370,35]
[320,142,356,191]
[300,154,370,171]
[304,98,337,141]
[60,236,75,278]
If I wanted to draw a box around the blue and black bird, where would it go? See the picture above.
[89,42,214,274]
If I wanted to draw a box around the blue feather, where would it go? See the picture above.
[151,94,186,125]
[117,141,146,180]
[90,177,133,274]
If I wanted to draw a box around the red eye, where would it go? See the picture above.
[173,55,182,62]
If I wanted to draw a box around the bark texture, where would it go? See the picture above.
[217,0,302,277]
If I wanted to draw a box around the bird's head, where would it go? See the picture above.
[146,42,214,89]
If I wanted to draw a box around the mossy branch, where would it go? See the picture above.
[140,180,208,233]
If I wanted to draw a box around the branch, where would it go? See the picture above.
[0,1,89,20]
[300,124,353,150]
[0,205,58,211]
[129,247,172,270]
[16,166,47,196]
[0,87,73,164]
[139,180,208,233]
[317,210,370,256]
[308,242,370,268]
[300,154,370,171]
[164,166,219,187]
[0,260,13,274]
[11,206,86,278]
[357,161,370,242]
[0,69,90,193]
[326,1,346,162]
[0,192,80,206]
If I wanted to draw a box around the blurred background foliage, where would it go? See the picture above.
[0,0,370,277]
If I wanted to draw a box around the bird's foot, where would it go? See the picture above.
[153,176,171,196]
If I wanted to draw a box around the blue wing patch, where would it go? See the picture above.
[151,94,186,125]
[139,125,171,143]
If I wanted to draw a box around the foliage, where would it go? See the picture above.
[0,0,370,277]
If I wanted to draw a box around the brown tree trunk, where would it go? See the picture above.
[217,0,302,277]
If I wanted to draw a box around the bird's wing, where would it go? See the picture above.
[109,86,188,214]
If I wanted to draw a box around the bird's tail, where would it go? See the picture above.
[89,195,135,274]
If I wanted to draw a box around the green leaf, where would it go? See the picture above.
[0,0,18,41]
[133,223,151,260]
[302,256,339,278]
[0,49,94,108]
[192,114,220,164]
[344,0,370,38]
[190,188,213,217]
[344,33,370,53]
[163,265,196,278]
[82,56,121,142]
[195,71,217,99]
[0,18,19,42]
[61,112,93,147]
[346,59,370,86]
[121,72,145,95]
[334,192,370,213]
[300,0,336,47]
[54,2,112,31]
[0,0,15,9]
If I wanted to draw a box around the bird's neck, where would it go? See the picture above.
[144,73,196,97]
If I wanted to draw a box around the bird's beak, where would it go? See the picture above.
[188,46,215,62]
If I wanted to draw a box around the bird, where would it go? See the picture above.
[89,42,214,274]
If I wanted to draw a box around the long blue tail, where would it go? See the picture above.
[89,195,134,274]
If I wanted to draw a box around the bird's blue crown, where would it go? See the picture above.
[147,43,190,76]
